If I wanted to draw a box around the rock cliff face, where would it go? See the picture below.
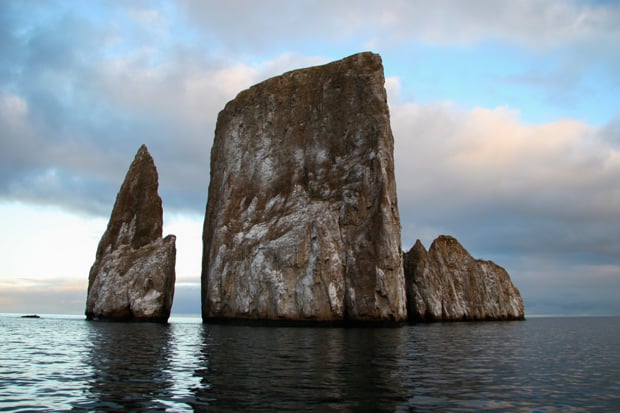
[86,145,176,322]
[202,52,406,323]
[404,235,524,322]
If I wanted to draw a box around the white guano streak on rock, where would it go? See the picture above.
[116,215,137,247]
[296,223,318,316]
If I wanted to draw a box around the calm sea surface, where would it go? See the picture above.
[0,314,618,412]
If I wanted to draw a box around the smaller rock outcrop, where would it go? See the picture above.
[85,145,176,322]
[404,235,524,322]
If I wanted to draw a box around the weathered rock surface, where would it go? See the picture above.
[202,52,406,323]
[86,145,176,322]
[404,235,524,322]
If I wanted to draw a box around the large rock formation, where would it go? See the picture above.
[86,145,176,322]
[404,235,524,322]
[202,52,406,323]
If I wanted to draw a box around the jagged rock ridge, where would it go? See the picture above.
[404,235,524,322]
[86,144,176,322]
[202,52,407,323]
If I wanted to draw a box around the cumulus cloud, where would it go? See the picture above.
[2,0,617,217]
[0,0,337,216]
[177,0,619,124]
[391,99,620,314]
[179,0,620,50]
[393,0,620,48]
[393,101,620,249]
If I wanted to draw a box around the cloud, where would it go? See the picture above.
[0,279,87,315]
[0,0,339,216]
[393,102,619,246]
[1,0,618,316]
[400,0,620,49]
[171,277,201,315]
[2,0,618,217]
[176,1,620,125]
[179,0,620,51]
[0,202,107,280]
[516,261,620,316]
[391,100,620,314]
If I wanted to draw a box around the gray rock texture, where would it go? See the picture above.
[202,52,406,323]
[404,235,524,322]
[86,145,176,322]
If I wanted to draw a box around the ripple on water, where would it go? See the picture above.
[0,315,619,412]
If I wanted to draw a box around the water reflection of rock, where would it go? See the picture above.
[193,325,409,411]
[81,322,175,411]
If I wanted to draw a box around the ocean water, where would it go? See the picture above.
[0,315,618,412]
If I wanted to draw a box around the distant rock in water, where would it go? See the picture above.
[86,145,176,322]
[404,235,524,322]
[202,52,407,323]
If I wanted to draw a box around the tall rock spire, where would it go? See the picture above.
[86,145,176,322]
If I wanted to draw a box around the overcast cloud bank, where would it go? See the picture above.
[1,0,618,315]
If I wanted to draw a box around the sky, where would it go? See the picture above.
[1,0,618,317]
